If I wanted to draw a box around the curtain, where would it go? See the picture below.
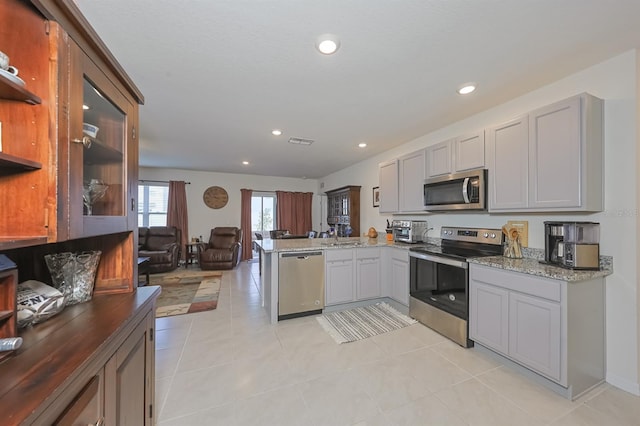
[240,188,253,261]
[276,191,313,235]
[167,180,188,261]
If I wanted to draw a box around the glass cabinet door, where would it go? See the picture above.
[64,42,136,240]
[81,77,125,217]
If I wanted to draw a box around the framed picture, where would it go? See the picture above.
[372,186,380,207]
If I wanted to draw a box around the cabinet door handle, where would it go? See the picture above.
[72,136,92,149]
[131,198,135,211]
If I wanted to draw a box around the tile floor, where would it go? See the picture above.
[155,262,640,426]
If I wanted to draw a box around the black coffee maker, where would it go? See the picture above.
[544,221,600,270]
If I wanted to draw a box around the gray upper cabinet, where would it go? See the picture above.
[529,95,603,210]
[487,93,603,212]
[486,115,529,210]
[379,149,426,214]
[426,132,485,178]
[425,139,453,177]
[378,159,399,213]
[454,131,485,172]
[398,149,426,212]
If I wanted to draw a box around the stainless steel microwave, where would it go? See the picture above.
[423,169,487,211]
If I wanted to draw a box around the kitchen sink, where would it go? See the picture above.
[321,241,365,247]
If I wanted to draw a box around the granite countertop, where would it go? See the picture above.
[468,255,613,282]
[256,236,418,253]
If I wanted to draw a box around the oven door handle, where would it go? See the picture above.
[462,177,470,204]
[409,251,468,269]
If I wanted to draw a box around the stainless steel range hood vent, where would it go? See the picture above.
[288,137,314,146]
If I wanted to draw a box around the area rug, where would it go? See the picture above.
[317,302,417,344]
[150,269,223,318]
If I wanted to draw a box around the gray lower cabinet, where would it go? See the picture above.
[355,248,381,300]
[385,247,409,306]
[469,263,604,399]
[325,249,355,306]
[508,291,562,381]
[326,248,382,306]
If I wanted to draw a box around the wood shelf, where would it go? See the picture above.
[83,139,123,165]
[0,75,41,105]
[0,310,12,322]
[0,152,42,175]
[0,236,48,251]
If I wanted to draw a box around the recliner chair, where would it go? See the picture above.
[197,227,242,270]
[138,226,181,273]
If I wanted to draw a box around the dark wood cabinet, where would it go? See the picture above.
[325,186,361,237]
[0,0,55,251]
[0,0,153,424]
[0,0,143,301]
[0,268,18,363]
[0,287,159,425]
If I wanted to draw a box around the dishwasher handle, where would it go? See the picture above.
[280,251,323,259]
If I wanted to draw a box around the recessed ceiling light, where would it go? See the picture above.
[316,34,340,55]
[242,161,249,165]
[358,143,367,148]
[271,129,282,136]
[457,83,476,95]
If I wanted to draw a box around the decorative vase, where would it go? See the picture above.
[45,251,101,305]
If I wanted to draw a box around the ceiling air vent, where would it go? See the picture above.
[288,137,314,146]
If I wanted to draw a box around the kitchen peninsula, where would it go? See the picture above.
[256,237,411,323]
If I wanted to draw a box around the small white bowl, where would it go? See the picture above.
[83,123,99,139]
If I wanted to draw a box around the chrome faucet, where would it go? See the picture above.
[330,227,339,242]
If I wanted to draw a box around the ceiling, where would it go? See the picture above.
[75,0,640,179]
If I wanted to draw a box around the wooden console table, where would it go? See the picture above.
[138,256,150,286]
[185,242,199,268]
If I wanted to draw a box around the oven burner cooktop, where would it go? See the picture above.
[409,226,503,260]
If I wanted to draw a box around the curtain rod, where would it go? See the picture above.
[138,180,191,184]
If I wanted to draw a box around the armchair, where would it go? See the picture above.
[197,227,242,270]
[138,226,181,273]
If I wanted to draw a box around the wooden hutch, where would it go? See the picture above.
[325,185,361,237]
[0,0,158,424]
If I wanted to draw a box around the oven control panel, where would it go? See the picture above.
[440,227,502,245]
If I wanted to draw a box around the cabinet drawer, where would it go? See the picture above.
[356,247,380,259]
[471,264,561,302]
[325,249,353,262]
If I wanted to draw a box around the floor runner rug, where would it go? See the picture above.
[317,302,417,344]
[150,269,222,318]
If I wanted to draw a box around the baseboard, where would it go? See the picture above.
[606,372,640,396]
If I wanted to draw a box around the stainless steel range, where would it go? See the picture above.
[409,226,503,347]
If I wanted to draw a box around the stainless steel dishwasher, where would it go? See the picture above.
[278,251,324,320]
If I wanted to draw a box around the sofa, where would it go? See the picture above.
[138,226,181,273]
[197,227,242,270]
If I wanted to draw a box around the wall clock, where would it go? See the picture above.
[203,186,228,209]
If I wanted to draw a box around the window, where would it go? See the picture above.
[251,193,276,238]
[138,183,169,227]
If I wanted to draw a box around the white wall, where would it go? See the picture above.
[320,50,640,394]
[139,168,320,242]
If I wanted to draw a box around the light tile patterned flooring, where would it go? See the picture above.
[155,262,640,425]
